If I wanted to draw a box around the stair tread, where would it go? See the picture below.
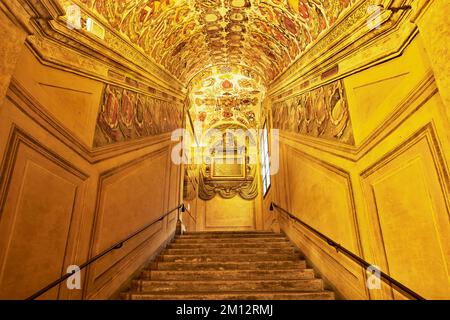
[164,248,297,254]
[153,259,305,263]
[173,238,290,243]
[159,254,301,263]
[136,279,322,284]
[134,279,324,293]
[149,261,308,271]
[184,231,278,235]
[167,243,295,250]
[144,269,314,274]
[141,269,315,280]
[120,231,335,300]
[160,253,300,258]
[122,291,335,300]
[177,235,286,239]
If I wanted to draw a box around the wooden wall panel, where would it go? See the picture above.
[94,149,169,252]
[167,157,181,230]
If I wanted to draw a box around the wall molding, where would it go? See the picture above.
[269,0,417,96]
[279,70,438,162]
[0,124,89,217]
[0,124,90,299]
[6,80,174,164]
[359,122,450,299]
[19,0,186,97]
[360,121,450,215]
[84,146,171,298]
[285,145,364,257]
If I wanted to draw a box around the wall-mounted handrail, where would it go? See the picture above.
[26,204,185,300]
[270,202,425,300]
[183,206,197,223]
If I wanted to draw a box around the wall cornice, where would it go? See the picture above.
[6,79,175,165]
[268,0,417,99]
[279,71,438,162]
[8,0,187,102]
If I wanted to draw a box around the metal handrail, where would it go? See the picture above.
[183,206,197,222]
[270,202,425,300]
[26,204,185,300]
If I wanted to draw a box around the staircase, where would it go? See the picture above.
[121,231,335,300]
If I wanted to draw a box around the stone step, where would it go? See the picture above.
[173,237,290,244]
[121,231,336,301]
[132,279,324,293]
[184,231,278,236]
[159,253,301,263]
[177,234,286,239]
[141,269,315,281]
[168,242,293,249]
[163,247,297,255]
[149,260,307,271]
[122,291,336,300]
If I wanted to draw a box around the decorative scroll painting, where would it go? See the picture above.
[272,80,355,145]
[71,0,357,83]
[94,84,183,147]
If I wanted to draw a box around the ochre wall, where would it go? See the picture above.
[182,177,262,232]
[266,33,450,300]
[195,197,258,232]
[0,4,27,106]
[0,45,182,300]
[180,113,263,233]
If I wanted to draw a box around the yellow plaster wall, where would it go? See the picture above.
[268,34,450,299]
[195,197,257,231]
[12,48,103,148]
[0,46,182,299]
[0,5,27,107]
[345,38,432,145]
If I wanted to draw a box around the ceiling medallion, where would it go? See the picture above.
[221,80,234,91]
[226,10,248,23]
[226,23,246,33]
[205,24,222,32]
[226,0,251,9]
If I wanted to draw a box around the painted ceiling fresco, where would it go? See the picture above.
[189,65,265,128]
[73,0,356,84]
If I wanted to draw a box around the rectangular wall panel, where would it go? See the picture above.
[86,148,171,295]
[204,197,255,231]
[0,130,88,299]
[361,128,450,299]
[285,147,359,252]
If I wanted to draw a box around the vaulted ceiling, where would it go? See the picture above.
[74,0,356,85]
[189,64,265,128]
